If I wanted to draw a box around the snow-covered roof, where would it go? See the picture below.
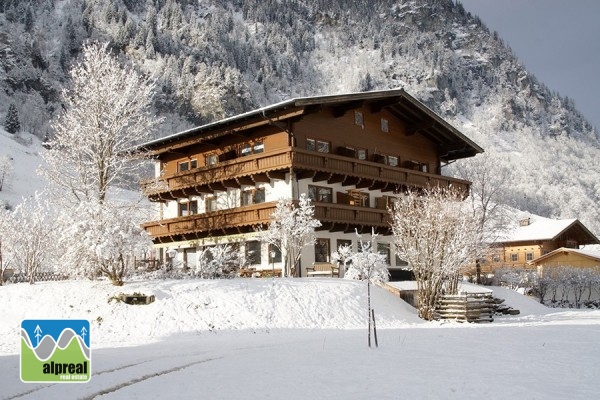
[530,247,600,265]
[141,88,483,160]
[497,214,599,244]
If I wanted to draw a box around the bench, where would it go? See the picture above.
[306,262,339,278]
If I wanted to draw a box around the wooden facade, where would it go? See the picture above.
[140,89,482,274]
[528,248,600,273]
[475,217,600,274]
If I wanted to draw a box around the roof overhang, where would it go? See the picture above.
[140,89,483,160]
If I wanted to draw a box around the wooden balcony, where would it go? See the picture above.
[141,147,470,201]
[142,201,392,242]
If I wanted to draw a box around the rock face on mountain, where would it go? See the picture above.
[0,0,598,232]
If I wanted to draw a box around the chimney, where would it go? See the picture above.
[519,218,531,227]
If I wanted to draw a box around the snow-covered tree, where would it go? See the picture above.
[195,244,242,279]
[257,193,321,277]
[0,155,13,192]
[41,41,162,204]
[4,104,20,134]
[331,242,353,278]
[0,194,55,284]
[343,229,389,347]
[390,187,481,320]
[56,201,152,286]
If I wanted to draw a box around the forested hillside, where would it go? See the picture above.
[0,0,599,232]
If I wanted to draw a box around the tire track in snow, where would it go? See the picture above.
[82,356,222,400]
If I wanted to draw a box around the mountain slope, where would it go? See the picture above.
[0,0,598,232]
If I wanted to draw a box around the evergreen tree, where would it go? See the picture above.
[4,104,20,134]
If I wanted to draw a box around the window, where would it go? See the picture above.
[314,239,330,263]
[356,148,367,160]
[395,254,408,267]
[240,141,264,157]
[347,190,369,207]
[387,155,399,167]
[178,201,198,216]
[246,241,262,265]
[308,185,333,203]
[381,118,389,133]
[241,188,266,206]
[377,243,391,265]
[269,244,282,263]
[306,138,330,153]
[526,252,534,262]
[510,253,518,262]
[492,254,501,263]
[178,159,197,172]
[206,154,218,166]
[354,111,363,126]
[205,196,217,212]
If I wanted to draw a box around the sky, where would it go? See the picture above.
[459,0,600,130]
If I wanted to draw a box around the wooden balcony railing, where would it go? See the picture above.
[142,202,278,239]
[142,201,391,239]
[292,148,470,193]
[141,147,470,200]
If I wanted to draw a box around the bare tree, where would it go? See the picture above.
[40,42,162,204]
[390,187,481,320]
[257,193,321,277]
[452,152,513,282]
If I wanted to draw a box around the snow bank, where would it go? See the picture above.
[0,278,422,354]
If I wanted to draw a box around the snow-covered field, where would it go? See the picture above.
[1,278,599,399]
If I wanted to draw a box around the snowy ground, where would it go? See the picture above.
[1,278,599,399]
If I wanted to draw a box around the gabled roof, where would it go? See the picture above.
[529,247,600,265]
[141,89,483,160]
[497,215,600,245]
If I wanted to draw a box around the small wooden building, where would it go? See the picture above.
[528,247,600,275]
[479,215,600,273]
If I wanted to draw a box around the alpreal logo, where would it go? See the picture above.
[20,319,91,383]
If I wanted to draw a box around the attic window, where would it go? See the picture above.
[307,138,330,153]
[381,118,389,132]
[519,218,531,227]
[354,111,363,126]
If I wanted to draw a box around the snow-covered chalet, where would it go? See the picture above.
[140,89,483,278]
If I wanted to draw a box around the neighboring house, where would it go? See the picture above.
[480,215,600,273]
[139,89,482,278]
[528,247,600,274]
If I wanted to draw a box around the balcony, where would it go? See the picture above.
[141,147,470,201]
[142,201,391,242]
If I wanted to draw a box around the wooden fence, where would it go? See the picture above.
[5,271,69,284]
[436,293,495,323]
